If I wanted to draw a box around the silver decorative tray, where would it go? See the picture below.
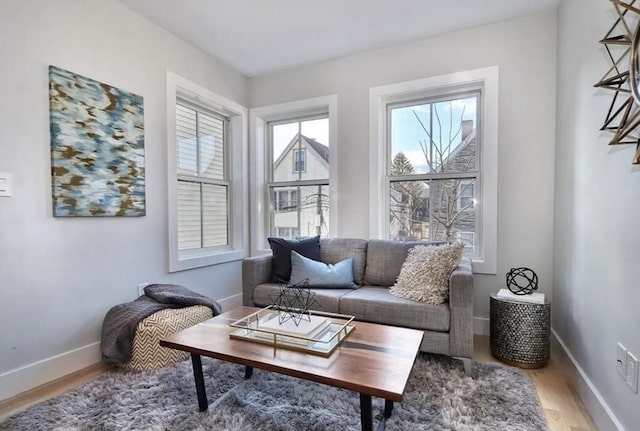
[229,306,355,357]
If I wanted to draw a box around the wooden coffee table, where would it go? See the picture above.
[160,306,423,431]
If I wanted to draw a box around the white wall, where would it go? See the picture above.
[555,1,640,429]
[0,0,247,399]
[249,12,557,322]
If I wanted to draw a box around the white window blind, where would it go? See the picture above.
[176,100,229,251]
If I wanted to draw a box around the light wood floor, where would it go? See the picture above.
[0,335,597,430]
[473,335,597,431]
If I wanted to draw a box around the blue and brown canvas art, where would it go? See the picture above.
[49,66,145,216]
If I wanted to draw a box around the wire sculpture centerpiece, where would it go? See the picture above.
[268,278,319,326]
[506,267,539,295]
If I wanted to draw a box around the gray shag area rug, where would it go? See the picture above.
[0,353,547,431]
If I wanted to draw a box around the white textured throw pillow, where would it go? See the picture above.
[389,242,465,304]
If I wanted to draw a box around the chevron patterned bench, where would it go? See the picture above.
[125,305,213,371]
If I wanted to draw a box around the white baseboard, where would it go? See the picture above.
[551,329,624,431]
[0,342,101,401]
[217,292,243,312]
[0,295,243,402]
[474,317,490,335]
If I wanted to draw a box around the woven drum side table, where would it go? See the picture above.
[489,294,551,369]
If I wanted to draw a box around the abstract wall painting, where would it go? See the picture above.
[49,66,145,216]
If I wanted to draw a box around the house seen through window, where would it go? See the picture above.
[268,115,329,238]
[388,91,480,255]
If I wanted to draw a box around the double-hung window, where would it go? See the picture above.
[268,116,329,238]
[167,72,247,272]
[370,67,498,273]
[249,95,337,254]
[387,92,480,249]
[176,100,229,250]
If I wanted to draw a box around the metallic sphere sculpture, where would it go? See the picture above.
[506,267,538,295]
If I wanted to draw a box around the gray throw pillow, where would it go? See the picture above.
[289,251,356,288]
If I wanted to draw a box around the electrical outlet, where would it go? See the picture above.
[0,173,12,197]
[617,343,627,379]
[626,351,639,393]
[137,282,149,297]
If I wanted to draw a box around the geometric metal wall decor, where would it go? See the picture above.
[49,65,145,216]
[595,0,640,164]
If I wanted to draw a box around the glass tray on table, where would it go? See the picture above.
[229,305,355,357]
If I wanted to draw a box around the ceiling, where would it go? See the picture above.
[120,0,560,77]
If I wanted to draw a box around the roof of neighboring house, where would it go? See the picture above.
[273,133,329,170]
[441,121,476,169]
[305,136,329,163]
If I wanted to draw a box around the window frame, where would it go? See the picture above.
[250,95,338,256]
[456,231,476,252]
[167,71,248,272]
[274,188,298,212]
[293,148,306,173]
[457,180,476,211]
[175,98,230,251]
[276,226,299,239]
[369,67,498,274]
[267,113,329,240]
[386,91,481,256]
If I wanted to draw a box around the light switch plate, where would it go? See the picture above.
[617,343,627,379]
[626,351,638,393]
[0,173,11,197]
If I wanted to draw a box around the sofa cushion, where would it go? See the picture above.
[320,238,368,285]
[268,236,320,282]
[390,242,464,304]
[364,240,444,286]
[290,251,356,288]
[253,283,351,313]
[339,286,450,332]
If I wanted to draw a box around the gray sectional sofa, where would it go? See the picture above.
[242,238,474,369]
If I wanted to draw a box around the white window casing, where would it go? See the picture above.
[369,66,498,274]
[167,71,248,272]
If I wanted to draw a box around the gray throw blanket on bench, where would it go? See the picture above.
[101,284,222,366]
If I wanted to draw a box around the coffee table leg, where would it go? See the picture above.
[245,366,253,379]
[190,354,208,412]
[360,393,372,431]
[383,399,394,418]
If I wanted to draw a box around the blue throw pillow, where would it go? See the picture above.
[268,236,321,282]
[289,251,356,288]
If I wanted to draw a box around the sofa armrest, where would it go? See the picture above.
[448,256,474,359]
[242,255,273,306]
